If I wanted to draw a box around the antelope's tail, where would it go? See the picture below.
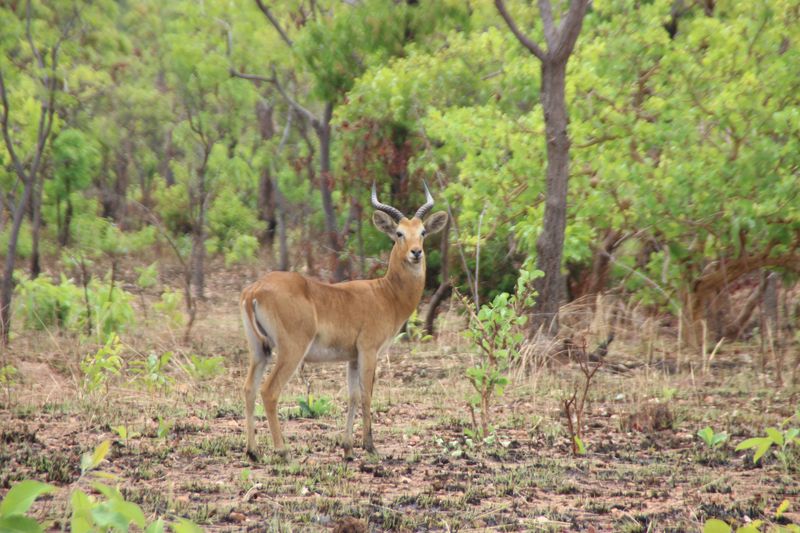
[242,297,273,361]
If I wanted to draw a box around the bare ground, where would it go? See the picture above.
[1,267,799,532]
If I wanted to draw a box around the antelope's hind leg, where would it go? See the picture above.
[260,337,309,459]
[242,314,271,460]
[358,349,379,455]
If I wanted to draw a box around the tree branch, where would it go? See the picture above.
[494,0,547,61]
[269,66,321,131]
[0,71,28,184]
[552,0,590,63]
[254,0,294,47]
[229,67,272,83]
[26,0,45,72]
[537,0,557,49]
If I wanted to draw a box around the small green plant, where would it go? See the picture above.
[112,425,141,444]
[736,409,800,470]
[396,310,432,343]
[0,479,56,532]
[0,440,201,532]
[294,394,334,419]
[130,352,174,392]
[460,269,540,438]
[1,363,19,404]
[698,426,729,449]
[134,262,159,290]
[156,417,173,440]
[185,354,225,381]
[80,334,124,396]
[153,289,185,328]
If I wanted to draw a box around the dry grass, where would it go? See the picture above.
[1,266,798,531]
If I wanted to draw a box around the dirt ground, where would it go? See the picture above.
[1,266,799,532]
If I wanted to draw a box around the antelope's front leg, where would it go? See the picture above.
[358,350,378,454]
[343,360,360,459]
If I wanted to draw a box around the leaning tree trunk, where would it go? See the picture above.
[1,180,35,345]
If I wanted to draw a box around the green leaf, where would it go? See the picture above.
[146,519,166,533]
[765,427,784,446]
[0,480,56,517]
[698,427,714,446]
[736,437,769,452]
[171,518,204,533]
[0,515,44,533]
[109,500,146,529]
[776,498,790,519]
[753,440,773,463]
[574,436,587,455]
[703,519,732,533]
[81,440,111,474]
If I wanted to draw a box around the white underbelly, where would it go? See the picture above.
[304,340,356,363]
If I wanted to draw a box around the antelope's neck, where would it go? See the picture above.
[380,251,425,322]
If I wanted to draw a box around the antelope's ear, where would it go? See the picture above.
[373,210,398,238]
[424,211,448,235]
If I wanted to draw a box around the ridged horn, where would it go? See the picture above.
[371,182,404,222]
[414,181,434,220]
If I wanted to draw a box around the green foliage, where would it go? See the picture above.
[697,426,729,449]
[224,234,260,267]
[184,354,225,382]
[156,417,173,440]
[130,352,174,392]
[80,334,124,395]
[0,480,56,533]
[0,364,19,386]
[294,394,334,419]
[135,262,159,290]
[462,269,540,437]
[0,440,200,533]
[207,189,265,258]
[153,289,185,328]
[14,273,135,339]
[14,274,83,331]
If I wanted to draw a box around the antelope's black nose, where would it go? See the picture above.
[410,248,423,260]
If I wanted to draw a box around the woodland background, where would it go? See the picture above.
[1,1,800,531]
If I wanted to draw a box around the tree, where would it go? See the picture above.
[495,0,590,336]
[0,1,73,344]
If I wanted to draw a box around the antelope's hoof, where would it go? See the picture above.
[246,449,260,462]
[343,445,355,462]
[275,448,290,462]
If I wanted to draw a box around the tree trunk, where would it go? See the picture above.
[530,59,570,336]
[274,176,289,271]
[190,161,208,301]
[258,167,277,247]
[29,171,43,278]
[317,102,348,281]
[0,180,35,345]
[424,219,451,336]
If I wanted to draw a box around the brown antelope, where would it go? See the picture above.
[240,183,448,459]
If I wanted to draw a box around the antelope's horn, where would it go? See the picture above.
[414,181,434,220]
[371,182,404,222]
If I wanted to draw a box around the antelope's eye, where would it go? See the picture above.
[421,229,427,237]
[395,231,403,238]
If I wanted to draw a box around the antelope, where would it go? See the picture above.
[240,183,448,459]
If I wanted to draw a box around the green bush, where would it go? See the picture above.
[206,188,265,256]
[14,274,83,331]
